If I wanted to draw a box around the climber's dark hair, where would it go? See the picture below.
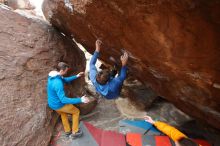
[96,69,111,85]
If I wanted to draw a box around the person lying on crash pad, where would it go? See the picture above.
[144,115,200,146]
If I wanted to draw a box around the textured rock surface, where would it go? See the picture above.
[0,0,35,10]
[42,0,220,129]
[0,7,86,146]
[122,77,158,110]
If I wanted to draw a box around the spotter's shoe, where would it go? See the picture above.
[69,129,83,139]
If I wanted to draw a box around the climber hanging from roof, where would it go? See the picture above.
[89,39,128,99]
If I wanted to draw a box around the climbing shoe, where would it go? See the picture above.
[69,129,83,139]
[64,131,72,137]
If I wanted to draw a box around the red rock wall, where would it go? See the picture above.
[42,0,220,129]
[0,6,85,146]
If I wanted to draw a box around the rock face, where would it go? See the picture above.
[42,0,220,129]
[0,0,35,10]
[0,7,86,146]
[122,77,158,110]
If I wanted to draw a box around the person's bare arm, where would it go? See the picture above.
[95,39,102,52]
[81,95,90,103]
[115,52,128,81]
[144,115,156,124]
[89,40,102,83]
[121,52,128,66]
[76,72,85,78]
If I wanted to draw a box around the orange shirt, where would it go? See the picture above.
[154,121,187,142]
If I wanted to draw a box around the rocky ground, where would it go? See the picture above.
[50,93,220,146]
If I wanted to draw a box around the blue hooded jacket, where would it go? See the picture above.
[47,71,82,110]
[89,51,127,99]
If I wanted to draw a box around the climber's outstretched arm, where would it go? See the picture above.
[116,52,128,81]
[89,40,102,83]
